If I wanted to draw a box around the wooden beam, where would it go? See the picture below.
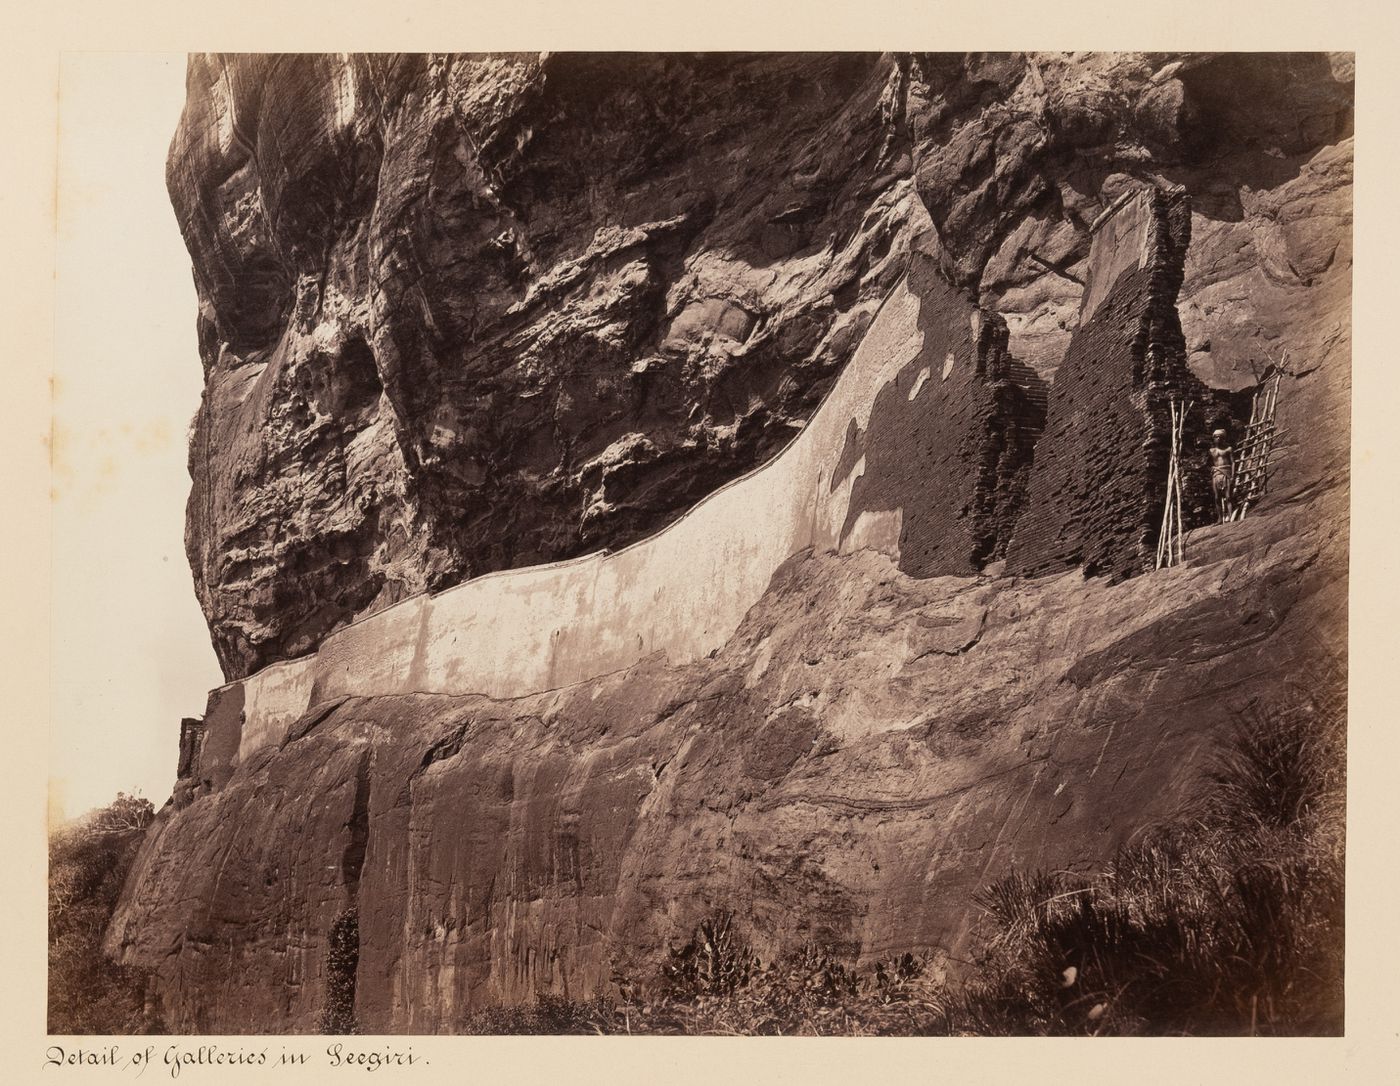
[1028,252,1085,286]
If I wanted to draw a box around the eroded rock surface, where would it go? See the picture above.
[177,53,917,677]
[173,52,1352,678]
[118,52,1352,1032]
[109,487,1347,1032]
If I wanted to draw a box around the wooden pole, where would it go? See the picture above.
[1175,402,1190,564]
[1156,399,1189,569]
[1169,408,1177,565]
[1170,400,1180,566]
[1157,400,1176,569]
[1231,372,1283,521]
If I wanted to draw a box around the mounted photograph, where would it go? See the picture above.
[49,50,1352,1038]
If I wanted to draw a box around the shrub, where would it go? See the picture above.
[48,793,163,1034]
[659,910,760,1000]
[461,994,615,1035]
[948,692,1345,1036]
[593,917,947,1036]
[320,906,361,1034]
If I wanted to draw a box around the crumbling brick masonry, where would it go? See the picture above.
[1006,187,1240,580]
[839,247,1047,575]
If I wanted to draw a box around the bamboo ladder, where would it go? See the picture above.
[1227,370,1284,522]
[1155,398,1190,569]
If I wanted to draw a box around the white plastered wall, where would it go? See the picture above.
[230,232,930,760]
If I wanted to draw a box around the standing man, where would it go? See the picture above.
[1209,428,1234,523]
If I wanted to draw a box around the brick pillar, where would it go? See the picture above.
[1005,186,1234,580]
[177,717,206,781]
[838,247,1047,575]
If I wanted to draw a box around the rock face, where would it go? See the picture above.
[176,52,918,679]
[109,491,1347,1033]
[174,51,1352,679]
[115,52,1353,1032]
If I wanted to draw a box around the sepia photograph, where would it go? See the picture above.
[21,6,1391,1071]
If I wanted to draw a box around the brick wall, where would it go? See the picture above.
[176,718,205,781]
[193,682,245,792]
[840,248,1046,575]
[1006,187,1239,580]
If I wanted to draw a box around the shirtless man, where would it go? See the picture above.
[1209,429,1234,523]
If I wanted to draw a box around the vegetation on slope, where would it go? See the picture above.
[947,694,1344,1036]
[463,682,1346,1036]
[48,793,163,1034]
[49,679,1342,1037]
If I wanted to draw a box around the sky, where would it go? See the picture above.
[51,52,223,822]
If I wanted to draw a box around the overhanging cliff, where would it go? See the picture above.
[174,51,1352,680]
[106,51,1352,1033]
